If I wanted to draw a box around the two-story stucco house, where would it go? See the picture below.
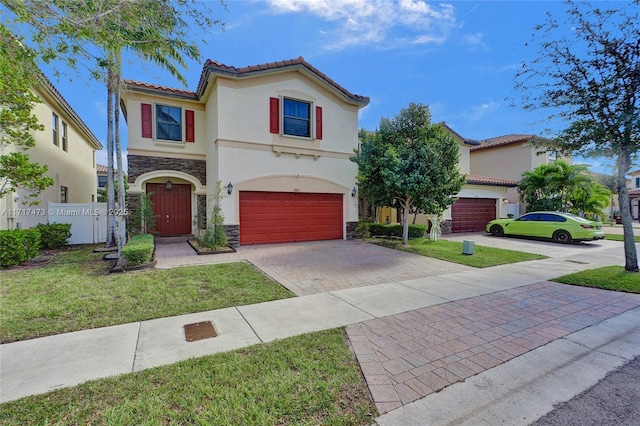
[470,134,566,215]
[379,123,518,233]
[122,57,369,246]
[628,169,640,220]
[0,75,103,230]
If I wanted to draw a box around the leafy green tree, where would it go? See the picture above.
[515,0,638,271]
[0,24,54,204]
[518,160,610,219]
[352,103,465,245]
[7,0,225,251]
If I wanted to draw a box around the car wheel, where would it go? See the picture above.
[490,225,504,237]
[553,230,572,244]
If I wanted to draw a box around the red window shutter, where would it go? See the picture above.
[315,106,323,140]
[185,109,195,142]
[269,97,280,134]
[141,103,152,138]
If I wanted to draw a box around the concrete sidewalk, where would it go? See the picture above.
[1,243,639,426]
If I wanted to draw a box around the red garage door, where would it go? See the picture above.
[451,198,496,232]
[240,191,343,245]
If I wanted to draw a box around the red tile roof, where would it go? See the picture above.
[465,175,519,187]
[199,56,369,104]
[96,164,126,175]
[122,80,198,98]
[470,134,538,151]
[629,188,640,196]
[124,57,369,106]
[439,122,480,146]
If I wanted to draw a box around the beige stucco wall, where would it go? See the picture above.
[1,88,98,230]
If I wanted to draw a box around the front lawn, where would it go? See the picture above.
[376,238,547,267]
[0,328,376,425]
[553,266,640,293]
[0,246,294,343]
[605,234,640,242]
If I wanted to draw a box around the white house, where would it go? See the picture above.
[121,57,369,246]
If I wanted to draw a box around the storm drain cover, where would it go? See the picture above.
[184,321,217,342]
[565,260,589,264]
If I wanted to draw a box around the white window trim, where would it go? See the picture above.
[153,103,184,143]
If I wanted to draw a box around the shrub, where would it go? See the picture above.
[0,228,41,268]
[367,223,427,239]
[197,181,228,249]
[36,223,72,249]
[121,234,154,266]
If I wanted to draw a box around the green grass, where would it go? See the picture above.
[553,266,640,293]
[0,328,376,425]
[605,234,640,242]
[0,246,294,343]
[375,238,547,267]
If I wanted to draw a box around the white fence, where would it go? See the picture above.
[48,202,108,244]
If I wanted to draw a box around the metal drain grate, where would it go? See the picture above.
[184,321,217,342]
[565,260,589,264]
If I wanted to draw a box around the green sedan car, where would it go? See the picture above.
[486,211,605,244]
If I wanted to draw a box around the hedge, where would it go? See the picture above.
[121,234,154,266]
[367,223,427,239]
[36,223,72,249]
[0,228,41,268]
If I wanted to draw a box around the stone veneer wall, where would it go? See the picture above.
[441,219,453,234]
[128,155,206,186]
[126,193,140,231]
[224,225,240,248]
[346,221,358,240]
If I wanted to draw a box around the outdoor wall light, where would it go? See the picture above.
[351,186,357,198]
[226,182,234,195]
[502,198,509,204]
[165,179,173,190]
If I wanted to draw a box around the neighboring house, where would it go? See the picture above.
[470,134,565,215]
[121,57,369,246]
[96,163,127,193]
[0,74,103,230]
[378,123,518,233]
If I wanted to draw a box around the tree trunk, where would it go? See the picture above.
[105,65,116,248]
[114,51,126,254]
[402,197,411,245]
[616,150,638,272]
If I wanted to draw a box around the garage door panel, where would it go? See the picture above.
[452,198,496,233]
[240,191,343,245]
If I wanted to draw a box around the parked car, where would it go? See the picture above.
[486,212,605,244]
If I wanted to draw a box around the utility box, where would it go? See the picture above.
[462,240,474,255]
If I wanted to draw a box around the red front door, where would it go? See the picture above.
[147,183,192,236]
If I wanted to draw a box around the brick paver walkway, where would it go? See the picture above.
[347,282,640,414]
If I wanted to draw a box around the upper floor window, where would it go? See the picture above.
[52,113,59,146]
[155,104,182,141]
[283,98,311,137]
[98,175,108,188]
[269,97,322,140]
[61,121,68,152]
[636,177,640,188]
[60,186,68,203]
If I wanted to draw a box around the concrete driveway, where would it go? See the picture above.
[156,240,473,296]
[443,232,622,258]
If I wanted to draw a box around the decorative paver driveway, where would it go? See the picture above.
[156,240,473,296]
[347,282,640,414]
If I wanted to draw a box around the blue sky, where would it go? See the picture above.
[33,0,630,174]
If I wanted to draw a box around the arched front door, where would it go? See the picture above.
[147,183,192,236]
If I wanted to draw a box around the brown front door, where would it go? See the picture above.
[147,183,192,236]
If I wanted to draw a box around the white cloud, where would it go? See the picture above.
[266,0,458,50]
[461,32,485,48]
[470,99,499,120]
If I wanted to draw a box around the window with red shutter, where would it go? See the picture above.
[185,110,195,142]
[141,103,152,138]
